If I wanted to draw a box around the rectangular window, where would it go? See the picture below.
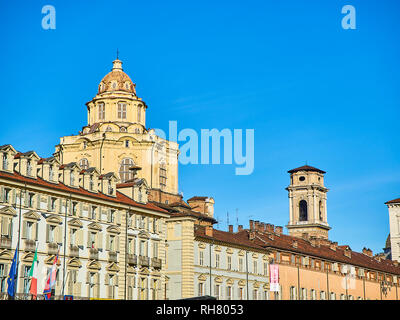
[91,206,97,220]
[227,256,232,270]
[227,286,232,300]
[137,106,141,123]
[253,289,258,300]
[2,153,8,170]
[253,260,258,274]
[23,266,31,293]
[0,264,7,293]
[239,258,243,272]
[118,103,127,119]
[238,287,244,300]
[198,283,204,296]
[215,254,220,268]
[199,251,204,266]
[99,103,105,120]
[214,284,220,299]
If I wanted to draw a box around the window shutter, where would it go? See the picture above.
[116,236,120,252]
[115,275,119,286]
[77,229,83,246]
[22,221,27,239]
[11,189,16,205]
[36,194,41,210]
[116,211,121,225]
[35,222,39,241]
[47,196,51,211]
[86,271,90,284]
[97,233,103,250]
[0,186,4,202]
[79,203,83,217]
[57,225,63,243]
[87,231,91,248]
[24,192,29,207]
[106,235,110,251]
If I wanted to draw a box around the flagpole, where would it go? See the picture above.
[61,193,70,298]
[14,183,26,299]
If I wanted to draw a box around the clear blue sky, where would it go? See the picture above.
[1,0,399,255]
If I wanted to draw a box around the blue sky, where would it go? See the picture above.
[0,0,399,254]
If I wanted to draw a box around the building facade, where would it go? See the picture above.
[1,58,399,300]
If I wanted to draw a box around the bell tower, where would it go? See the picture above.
[286,165,331,239]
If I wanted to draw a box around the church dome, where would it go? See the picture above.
[98,59,136,95]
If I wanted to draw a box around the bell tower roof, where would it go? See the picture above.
[288,165,326,174]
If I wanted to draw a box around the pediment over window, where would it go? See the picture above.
[0,206,17,217]
[226,248,233,254]
[106,225,121,234]
[198,274,208,281]
[87,260,101,271]
[68,218,83,228]
[214,246,221,252]
[106,262,120,272]
[46,214,63,225]
[226,278,234,285]
[253,281,262,288]
[198,243,206,249]
[0,249,13,260]
[263,283,270,290]
[127,266,136,274]
[67,257,82,268]
[214,276,223,283]
[238,250,245,256]
[238,280,246,286]
[138,231,150,239]
[21,252,36,263]
[23,210,41,221]
[88,222,102,231]
[44,255,61,266]
[139,267,150,275]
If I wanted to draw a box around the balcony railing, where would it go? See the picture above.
[89,248,99,260]
[24,239,36,252]
[127,254,137,266]
[69,245,79,258]
[108,251,117,263]
[139,255,150,267]
[152,257,162,269]
[47,242,59,255]
[0,236,11,249]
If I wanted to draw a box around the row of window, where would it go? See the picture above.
[0,263,160,299]
[275,252,397,284]
[198,251,269,275]
[197,283,275,300]
[97,102,142,122]
[289,286,361,300]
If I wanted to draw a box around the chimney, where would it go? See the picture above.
[249,220,254,231]
[238,225,243,232]
[205,225,213,237]
[228,225,233,233]
[265,224,274,233]
[275,226,283,236]
[362,247,373,257]
[259,222,265,233]
[254,221,260,231]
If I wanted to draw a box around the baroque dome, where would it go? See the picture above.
[98,59,136,95]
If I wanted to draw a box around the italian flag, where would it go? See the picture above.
[29,247,38,299]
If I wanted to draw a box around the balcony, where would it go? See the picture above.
[152,257,162,269]
[139,255,150,267]
[89,248,99,260]
[47,242,59,255]
[127,254,137,266]
[24,239,36,252]
[69,245,79,258]
[0,236,11,249]
[108,251,117,263]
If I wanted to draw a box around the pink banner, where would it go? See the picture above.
[269,264,280,292]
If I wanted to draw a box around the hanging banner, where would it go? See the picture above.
[269,264,280,292]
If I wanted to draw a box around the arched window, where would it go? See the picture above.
[119,158,134,182]
[299,200,308,221]
[79,158,89,170]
